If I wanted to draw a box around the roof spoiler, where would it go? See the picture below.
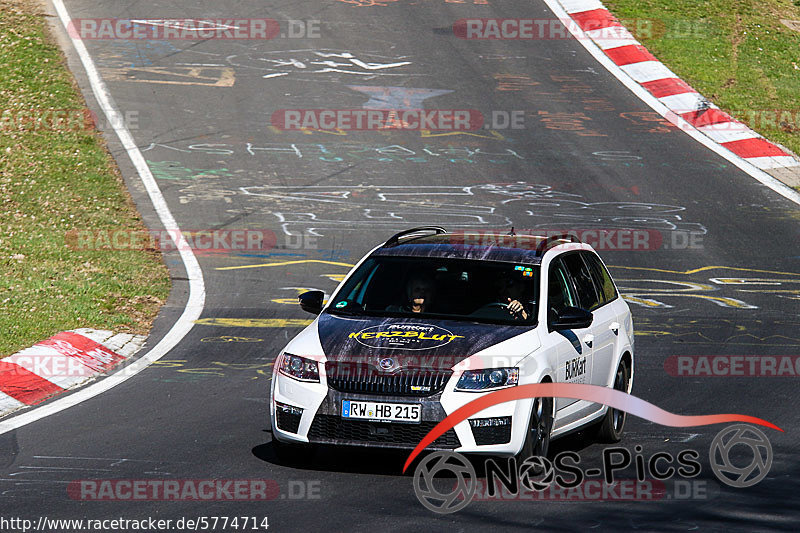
[383,226,447,247]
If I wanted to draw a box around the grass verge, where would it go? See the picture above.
[604,0,800,159]
[0,0,170,356]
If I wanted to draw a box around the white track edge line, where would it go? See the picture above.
[543,0,800,206]
[0,1,207,435]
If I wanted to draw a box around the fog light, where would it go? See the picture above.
[276,402,303,415]
[468,416,512,428]
[469,416,513,445]
[275,402,303,433]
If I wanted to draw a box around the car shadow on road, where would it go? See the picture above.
[251,426,599,477]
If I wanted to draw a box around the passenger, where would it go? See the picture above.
[386,272,436,314]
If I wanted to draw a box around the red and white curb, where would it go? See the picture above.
[558,0,800,179]
[0,329,145,418]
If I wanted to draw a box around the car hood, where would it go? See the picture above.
[312,312,538,370]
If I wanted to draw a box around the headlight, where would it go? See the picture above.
[455,367,519,391]
[279,353,320,382]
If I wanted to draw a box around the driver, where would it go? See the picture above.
[490,273,532,320]
[386,271,436,314]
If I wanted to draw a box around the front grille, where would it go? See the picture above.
[308,415,461,449]
[325,362,451,397]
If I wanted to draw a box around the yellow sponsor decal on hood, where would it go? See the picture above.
[347,323,464,350]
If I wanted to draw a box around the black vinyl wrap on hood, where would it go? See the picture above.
[317,313,529,370]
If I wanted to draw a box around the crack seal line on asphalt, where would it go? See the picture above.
[543,0,800,207]
[0,1,206,435]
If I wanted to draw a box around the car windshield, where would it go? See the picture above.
[327,256,539,325]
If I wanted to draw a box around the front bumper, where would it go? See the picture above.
[271,372,534,455]
[305,389,459,450]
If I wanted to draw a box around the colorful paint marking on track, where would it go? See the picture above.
[149,360,274,383]
[216,259,355,271]
[194,318,313,328]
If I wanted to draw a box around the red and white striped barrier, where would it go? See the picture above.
[560,0,800,171]
[0,329,145,417]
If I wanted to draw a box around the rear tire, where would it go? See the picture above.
[596,361,630,443]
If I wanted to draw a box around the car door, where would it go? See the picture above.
[581,251,622,388]
[560,252,618,389]
[546,257,592,414]
[558,253,607,390]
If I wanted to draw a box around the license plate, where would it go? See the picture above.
[341,400,421,423]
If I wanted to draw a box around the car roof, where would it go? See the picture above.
[372,231,585,265]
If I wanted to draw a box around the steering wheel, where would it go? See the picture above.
[469,302,513,318]
[478,301,529,320]
[481,302,510,309]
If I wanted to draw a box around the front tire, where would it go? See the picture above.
[514,395,554,463]
[596,360,630,443]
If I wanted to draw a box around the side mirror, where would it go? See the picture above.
[298,290,325,315]
[549,306,593,331]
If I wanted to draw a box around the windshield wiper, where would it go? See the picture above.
[326,307,364,317]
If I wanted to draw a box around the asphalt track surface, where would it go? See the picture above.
[2,0,799,531]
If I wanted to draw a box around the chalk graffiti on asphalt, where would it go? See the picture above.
[234,183,706,237]
[635,317,800,345]
[141,141,524,164]
[614,266,800,310]
[147,160,232,181]
[225,49,415,80]
[150,360,274,382]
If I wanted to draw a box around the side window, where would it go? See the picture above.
[548,258,578,315]
[582,252,617,305]
[560,253,601,311]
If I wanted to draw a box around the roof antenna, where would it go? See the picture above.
[507,226,516,236]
